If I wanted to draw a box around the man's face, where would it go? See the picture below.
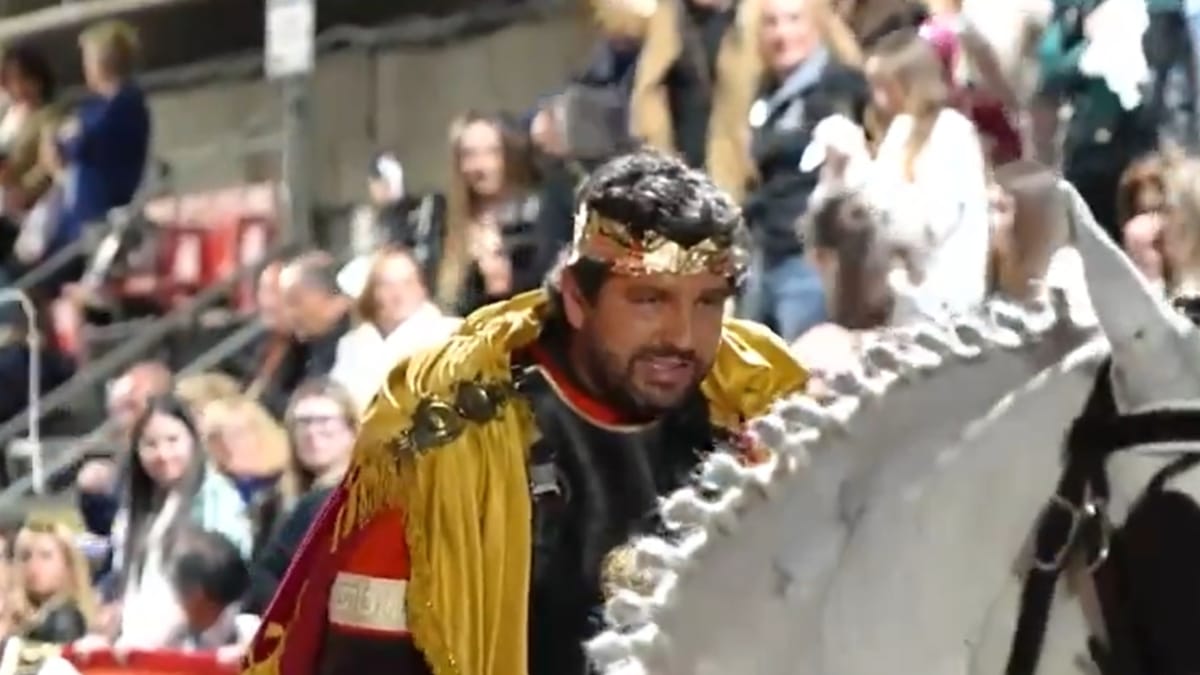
[565,271,732,417]
[256,265,287,334]
[760,0,818,77]
[279,270,324,340]
[372,254,426,329]
[80,43,116,92]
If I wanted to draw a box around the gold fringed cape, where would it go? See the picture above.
[245,289,806,675]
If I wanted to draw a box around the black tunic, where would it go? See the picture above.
[517,337,718,675]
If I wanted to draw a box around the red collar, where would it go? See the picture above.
[524,341,634,427]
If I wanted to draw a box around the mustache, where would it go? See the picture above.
[632,347,700,365]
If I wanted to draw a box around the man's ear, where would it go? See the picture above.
[560,268,589,331]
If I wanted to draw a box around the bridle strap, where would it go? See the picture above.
[1091,409,1200,452]
[1006,359,1170,675]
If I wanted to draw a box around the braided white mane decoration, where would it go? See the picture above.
[585,183,1124,674]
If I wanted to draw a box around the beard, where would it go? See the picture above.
[577,331,707,420]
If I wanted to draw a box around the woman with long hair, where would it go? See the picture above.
[109,394,251,648]
[10,517,96,644]
[792,187,904,394]
[864,30,990,319]
[438,111,541,315]
[804,188,897,329]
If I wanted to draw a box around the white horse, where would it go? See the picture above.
[585,179,1200,674]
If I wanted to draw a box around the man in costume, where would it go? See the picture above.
[242,150,806,675]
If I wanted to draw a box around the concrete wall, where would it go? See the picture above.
[148,7,592,205]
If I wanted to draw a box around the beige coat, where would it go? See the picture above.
[629,0,764,201]
[3,104,61,204]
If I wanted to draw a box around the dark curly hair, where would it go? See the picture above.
[548,149,745,306]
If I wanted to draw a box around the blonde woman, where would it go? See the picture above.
[11,517,97,644]
[741,0,871,342]
[865,30,990,320]
[200,396,290,507]
[331,247,461,412]
[50,20,149,260]
[174,372,242,425]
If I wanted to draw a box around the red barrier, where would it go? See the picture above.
[60,647,238,675]
[139,183,278,312]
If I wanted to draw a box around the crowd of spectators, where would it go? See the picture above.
[1,0,1200,670]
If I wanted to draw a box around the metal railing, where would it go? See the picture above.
[11,233,93,293]
[0,314,268,506]
[0,241,294,459]
[0,289,42,494]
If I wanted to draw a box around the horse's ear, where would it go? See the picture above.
[1061,179,1191,346]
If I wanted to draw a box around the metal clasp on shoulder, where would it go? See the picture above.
[1031,494,1111,573]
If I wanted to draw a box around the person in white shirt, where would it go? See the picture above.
[330,247,462,412]
[864,30,991,321]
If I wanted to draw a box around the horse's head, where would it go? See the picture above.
[1063,180,1200,412]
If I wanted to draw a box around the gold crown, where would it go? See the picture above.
[568,205,745,278]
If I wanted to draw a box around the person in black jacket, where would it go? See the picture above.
[740,0,870,342]
[277,252,352,384]
[243,486,332,615]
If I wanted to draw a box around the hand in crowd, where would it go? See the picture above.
[76,459,118,494]
[530,104,568,159]
[1123,210,1167,283]
[96,602,122,638]
[70,633,113,657]
[791,322,863,396]
[471,223,514,296]
[215,643,246,666]
[2,185,28,214]
[821,147,851,185]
